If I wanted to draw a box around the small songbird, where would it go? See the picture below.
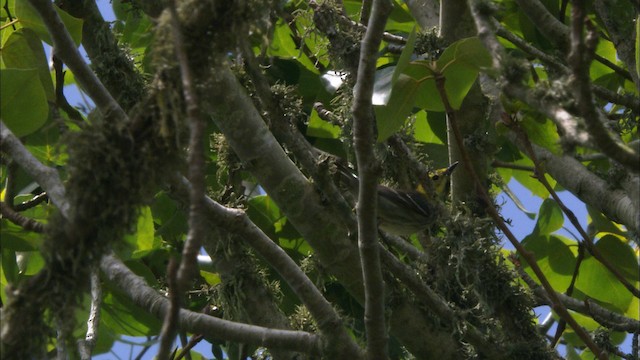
[336,162,458,235]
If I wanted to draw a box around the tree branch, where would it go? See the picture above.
[517,261,640,333]
[439,8,605,356]
[469,4,640,233]
[0,201,46,233]
[0,122,68,214]
[99,255,323,356]
[567,0,639,174]
[77,269,102,360]
[514,0,570,51]
[26,0,126,122]
[352,1,393,358]
[170,176,363,358]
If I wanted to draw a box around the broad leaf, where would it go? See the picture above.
[1,28,54,101]
[533,198,563,235]
[15,1,83,46]
[1,68,48,137]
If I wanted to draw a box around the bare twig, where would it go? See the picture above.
[512,120,640,298]
[0,201,46,233]
[78,269,102,360]
[13,192,48,211]
[433,26,605,355]
[53,55,85,126]
[1,123,69,213]
[568,0,639,174]
[491,160,535,172]
[158,258,179,360]
[169,0,207,290]
[158,3,209,358]
[26,0,127,123]
[351,1,393,358]
[514,258,640,333]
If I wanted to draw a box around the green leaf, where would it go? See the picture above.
[15,1,83,46]
[16,251,44,276]
[574,236,635,312]
[586,206,627,237]
[437,62,479,110]
[519,116,561,155]
[1,28,54,101]
[151,192,188,242]
[247,195,281,239]
[101,291,162,336]
[396,37,491,112]
[374,74,421,141]
[534,198,563,235]
[385,0,415,33]
[435,37,493,73]
[412,110,446,145]
[522,234,578,291]
[1,68,49,137]
[200,270,221,286]
[1,247,19,284]
[0,229,37,251]
[306,107,340,139]
[130,206,157,258]
[595,235,638,282]
[402,60,442,111]
[392,26,417,85]
[268,19,318,74]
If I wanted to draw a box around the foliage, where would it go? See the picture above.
[1,0,638,359]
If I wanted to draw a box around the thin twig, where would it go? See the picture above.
[169,0,207,291]
[434,53,605,357]
[13,192,49,211]
[78,269,102,360]
[157,257,179,359]
[1,123,69,213]
[352,1,393,358]
[568,0,639,174]
[0,201,46,233]
[159,2,209,358]
[53,55,85,127]
[26,0,127,123]
[513,257,640,333]
[491,160,535,172]
[512,119,640,298]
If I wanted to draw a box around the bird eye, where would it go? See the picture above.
[431,175,440,181]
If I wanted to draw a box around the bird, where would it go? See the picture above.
[335,161,458,235]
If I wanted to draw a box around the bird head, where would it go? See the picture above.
[416,161,459,200]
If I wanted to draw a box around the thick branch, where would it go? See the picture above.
[171,176,363,358]
[0,122,68,214]
[99,255,322,355]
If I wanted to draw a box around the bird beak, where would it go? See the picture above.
[445,161,459,175]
